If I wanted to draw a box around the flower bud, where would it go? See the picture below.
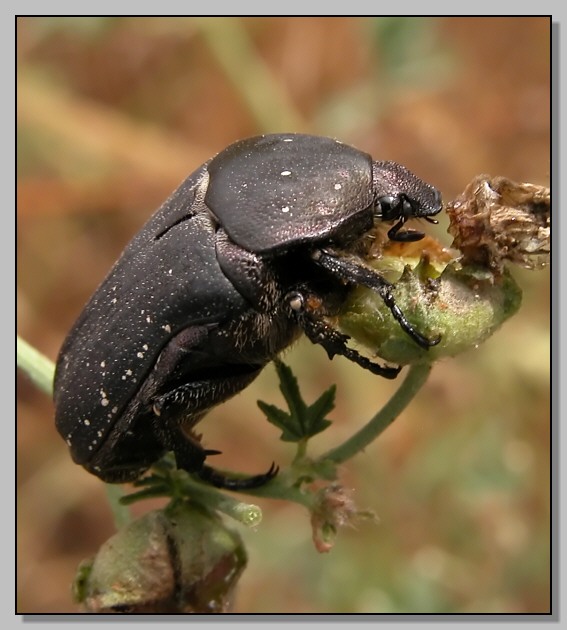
[74,501,247,613]
[338,256,522,365]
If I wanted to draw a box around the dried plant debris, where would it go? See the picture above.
[446,175,550,273]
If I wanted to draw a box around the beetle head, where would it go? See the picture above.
[372,161,442,242]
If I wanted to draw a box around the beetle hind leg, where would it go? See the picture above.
[196,461,279,490]
[150,365,279,489]
[153,420,279,490]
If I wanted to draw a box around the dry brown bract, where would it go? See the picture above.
[445,175,550,274]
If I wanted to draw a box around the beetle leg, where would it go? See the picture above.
[196,461,279,490]
[312,250,441,349]
[387,219,425,242]
[149,361,279,490]
[151,419,279,490]
[288,291,400,379]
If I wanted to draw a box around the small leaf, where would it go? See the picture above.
[305,386,336,437]
[258,360,335,442]
[257,400,301,442]
[274,359,307,427]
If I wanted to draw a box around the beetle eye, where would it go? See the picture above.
[402,198,415,218]
[377,195,397,220]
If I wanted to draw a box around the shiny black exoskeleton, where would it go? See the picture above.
[54,133,442,488]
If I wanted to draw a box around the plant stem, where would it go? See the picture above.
[177,477,265,527]
[321,362,432,465]
[105,484,132,529]
[17,335,55,395]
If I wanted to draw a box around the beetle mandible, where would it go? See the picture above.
[53,133,442,489]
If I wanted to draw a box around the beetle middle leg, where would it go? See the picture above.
[312,249,441,349]
[288,291,401,379]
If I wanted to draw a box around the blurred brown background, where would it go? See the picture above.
[17,17,550,614]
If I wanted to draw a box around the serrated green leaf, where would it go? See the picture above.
[257,400,301,442]
[274,359,307,425]
[258,360,336,443]
[306,386,336,433]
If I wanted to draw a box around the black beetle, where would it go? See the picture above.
[54,133,442,489]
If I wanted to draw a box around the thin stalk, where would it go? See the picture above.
[17,335,55,395]
[105,484,132,529]
[322,362,432,465]
[175,477,265,527]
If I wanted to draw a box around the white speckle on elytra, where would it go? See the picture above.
[334,183,342,190]
[100,389,109,406]
[163,324,171,333]
[143,344,149,351]
[83,419,91,426]
[141,309,145,315]
[111,297,118,304]
[112,406,118,413]
[137,352,144,358]
[146,315,152,323]
[282,206,290,213]
[66,439,72,446]
[283,138,293,142]
[97,430,103,437]
[168,269,173,275]
[88,445,93,451]
[100,361,106,368]
[281,170,291,176]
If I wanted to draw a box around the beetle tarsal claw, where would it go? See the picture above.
[204,449,222,457]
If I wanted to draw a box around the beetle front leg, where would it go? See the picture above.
[288,291,400,379]
[312,249,441,349]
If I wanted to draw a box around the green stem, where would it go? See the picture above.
[321,362,432,465]
[17,335,133,528]
[105,484,132,529]
[177,477,265,527]
[242,478,314,509]
[17,335,55,395]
